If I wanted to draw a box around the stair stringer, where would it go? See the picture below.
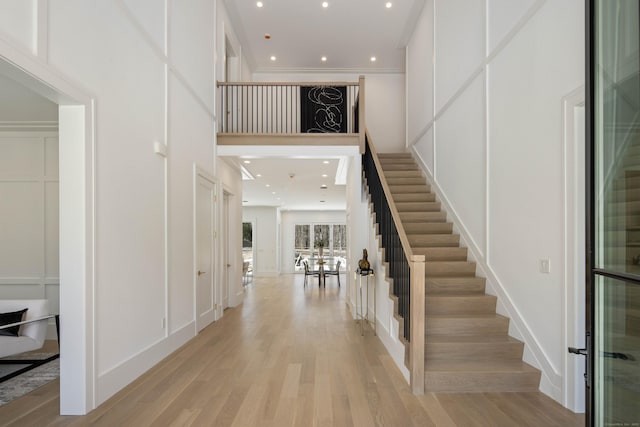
[411,146,563,402]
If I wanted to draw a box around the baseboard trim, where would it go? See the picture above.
[96,322,195,405]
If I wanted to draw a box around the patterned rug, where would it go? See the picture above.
[0,354,59,406]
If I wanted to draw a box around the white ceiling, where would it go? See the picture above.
[224,0,425,73]
[223,0,421,211]
[238,156,348,210]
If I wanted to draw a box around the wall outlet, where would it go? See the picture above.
[539,258,551,274]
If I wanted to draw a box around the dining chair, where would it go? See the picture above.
[325,259,341,287]
[303,260,319,288]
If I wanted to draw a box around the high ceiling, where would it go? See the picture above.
[224,0,425,73]
[224,0,422,211]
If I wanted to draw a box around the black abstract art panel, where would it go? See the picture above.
[301,86,347,133]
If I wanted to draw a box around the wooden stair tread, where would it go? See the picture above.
[395,201,441,212]
[378,153,413,158]
[427,292,495,300]
[426,334,521,344]
[426,277,486,294]
[389,185,431,193]
[425,261,476,277]
[412,247,467,261]
[425,359,538,373]
[405,223,453,234]
[426,313,508,319]
[392,193,436,202]
[386,177,425,185]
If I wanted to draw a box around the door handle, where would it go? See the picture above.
[568,347,587,356]
[568,331,591,388]
[197,270,206,276]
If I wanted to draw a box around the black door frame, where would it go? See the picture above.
[584,1,594,425]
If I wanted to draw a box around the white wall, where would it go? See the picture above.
[253,73,405,153]
[406,0,584,405]
[0,0,245,413]
[0,131,59,339]
[280,210,347,273]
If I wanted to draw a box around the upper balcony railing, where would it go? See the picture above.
[216,76,365,152]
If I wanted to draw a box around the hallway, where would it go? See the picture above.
[0,275,584,426]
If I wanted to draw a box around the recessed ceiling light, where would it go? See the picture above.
[272,192,276,195]
[266,184,271,187]
[264,33,271,40]
[320,184,328,189]
[323,160,330,164]
[321,56,327,62]
[322,174,328,178]
[322,2,329,7]
[243,160,251,164]
[257,1,263,7]
[256,174,262,177]
[385,2,392,8]
[371,56,377,62]
[270,55,276,61]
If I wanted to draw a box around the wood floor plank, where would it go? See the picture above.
[0,274,584,427]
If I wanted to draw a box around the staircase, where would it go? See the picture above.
[377,153,541,392]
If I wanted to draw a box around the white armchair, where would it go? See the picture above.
[0,299,59,382]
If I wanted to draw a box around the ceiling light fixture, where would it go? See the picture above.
[257,1,263,7]
[385,2,392,8]
[322,174,328,178]
[320,184,328,189]
[264,33,271,39]
[322,2,329,8]
[371,56,377,62]
[243,160,251,164]
[321,56,327,62]
[266,184,271,187]
[323,160,330,164]
[256,174,262,177]
[270,55,276,61]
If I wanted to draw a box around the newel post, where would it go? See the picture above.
[410,254,425,394]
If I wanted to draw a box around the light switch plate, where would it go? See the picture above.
[539,258,551,274]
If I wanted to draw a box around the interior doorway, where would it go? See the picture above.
[242,221,255,284]
[0,55,95,414]
[222,190,231,310]
[195,173,216,331]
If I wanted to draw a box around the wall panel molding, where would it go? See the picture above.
[0,132,59,336]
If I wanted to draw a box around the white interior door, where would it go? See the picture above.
[223,192,230,309]
[196,175,215,331]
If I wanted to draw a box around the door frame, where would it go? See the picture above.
[563,87,586,412]
[0,46,96,414]
[222,187,234,310]
[194,167,217,332]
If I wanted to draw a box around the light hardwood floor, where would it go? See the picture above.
[0,275,585,426]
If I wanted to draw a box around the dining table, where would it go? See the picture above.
[307,257,338,287]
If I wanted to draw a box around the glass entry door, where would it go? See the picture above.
[589,1,640,424]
